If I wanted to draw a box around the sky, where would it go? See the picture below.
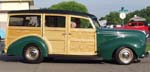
[34,0,150,18]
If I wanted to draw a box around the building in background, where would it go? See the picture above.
[0,0,34,36]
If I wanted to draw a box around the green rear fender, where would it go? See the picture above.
[7,36,48,57]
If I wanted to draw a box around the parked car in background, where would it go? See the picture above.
[0,29,5,54]
[116,21,150,37]
[0,29,5,40]
[2,10,147,65]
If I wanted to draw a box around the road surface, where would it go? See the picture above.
[0,55,150,72]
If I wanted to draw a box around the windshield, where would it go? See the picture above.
[92,18,101,28]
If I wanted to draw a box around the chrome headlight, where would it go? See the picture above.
[141,31,146,35]
[140,31,149,37]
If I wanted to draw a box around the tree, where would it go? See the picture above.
[124,6,150,23]
[49,1,88,13]
[100,6,150,25]
[100,11,121,25]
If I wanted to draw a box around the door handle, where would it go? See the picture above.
[62,33,66,35]
[68,33,71,35]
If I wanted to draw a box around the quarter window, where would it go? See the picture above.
[9,15,41,27]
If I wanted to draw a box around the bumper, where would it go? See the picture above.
[144,51,150,57]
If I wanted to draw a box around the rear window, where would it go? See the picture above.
[9,15,41,27]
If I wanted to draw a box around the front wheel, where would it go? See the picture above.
[23,44,43,63]
[114,47,134,65]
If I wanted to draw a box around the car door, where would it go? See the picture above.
[44,14,67,54]
[67,15,97,55]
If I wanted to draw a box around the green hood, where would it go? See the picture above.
[96,28,146,60]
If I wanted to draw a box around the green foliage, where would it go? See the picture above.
[100,6,150,25]
[146,42,150,52]
[80,19,92,28]
[49,1,88,13]
[125,6,150,23]
[71,17,92,28]
[100,11,122,25]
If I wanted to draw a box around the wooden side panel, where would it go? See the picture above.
[45,28,66,54]
[68,29,96,55]
[6,27,41,46]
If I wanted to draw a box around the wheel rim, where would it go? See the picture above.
[25,46,39,60]
[119,48,134,64]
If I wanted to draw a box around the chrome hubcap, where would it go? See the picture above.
[26,46,39,60]
[123,52,130,58]
[119,48,133,64]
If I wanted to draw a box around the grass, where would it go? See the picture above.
[146,42,150,52]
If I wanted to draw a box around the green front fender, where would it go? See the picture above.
[7,36,48,57]
[97,37,145,60]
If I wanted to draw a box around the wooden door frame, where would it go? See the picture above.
[43,14,69,54]
[66,15,97,55]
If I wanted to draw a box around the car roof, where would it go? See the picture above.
[8,9,97,19]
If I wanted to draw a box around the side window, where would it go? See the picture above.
[128,23,136,26]
[139,23,144,26]
[45,16,66,27]
[71,17,93,28]
[9,15,41,27]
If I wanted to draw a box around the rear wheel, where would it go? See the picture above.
[114,47,134,65]
[23,44,43,63]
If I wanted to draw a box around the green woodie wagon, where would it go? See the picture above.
[3,10,147,65]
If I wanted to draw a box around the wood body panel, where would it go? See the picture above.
[68,29,96,55]
[6,27,41,47]
[45,27,66,54]
[5,13,97,56]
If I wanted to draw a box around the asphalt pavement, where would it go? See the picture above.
[0,55,150,72]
